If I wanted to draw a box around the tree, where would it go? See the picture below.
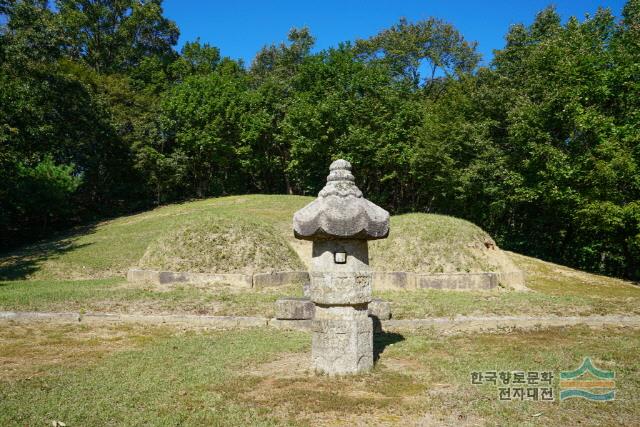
[2,0,638,281]
[56,0,179,73]
[0,0,159,246]
[355,17,480,87]
[244,27,316,194]
[161,59,248,198]
[170,39,221,81]
[474,5,640,278]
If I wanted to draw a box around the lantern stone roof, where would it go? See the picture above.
[293,159,390,241]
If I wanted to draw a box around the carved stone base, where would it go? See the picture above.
[311,305,373,375]
[308,271,372,305]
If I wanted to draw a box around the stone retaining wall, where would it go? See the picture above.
[127,268,519,290]
[253,271,310,289]
[127,269,255,288]
[373,271,499,290]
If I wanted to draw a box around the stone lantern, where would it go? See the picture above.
[293,159,390,375]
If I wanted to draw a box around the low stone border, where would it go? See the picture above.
[0,311,267,328]
[3,311,638,333]
[127,268,524,290]
[126,269,309,289]
[380,315,640,333]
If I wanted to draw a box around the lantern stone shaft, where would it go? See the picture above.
[293,159,390,375]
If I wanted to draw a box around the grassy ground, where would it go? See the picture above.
[1,323,638,426]
[0,279,305,317]
[0,194,520,280]
[138,216,304,274]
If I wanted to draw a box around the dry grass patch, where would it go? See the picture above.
[223,326,640,426]
[234,366,428,426]
[0,322,169,382]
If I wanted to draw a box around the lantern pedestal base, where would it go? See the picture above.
[311,305,373,375]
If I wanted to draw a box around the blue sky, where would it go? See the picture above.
[163,0,626,67]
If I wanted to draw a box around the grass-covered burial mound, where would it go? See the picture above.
[137,216,304,274]
[370,213,520,275]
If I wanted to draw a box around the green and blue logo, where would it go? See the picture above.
[559,358,615,401]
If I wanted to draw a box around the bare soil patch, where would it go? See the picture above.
[234,352,446,426]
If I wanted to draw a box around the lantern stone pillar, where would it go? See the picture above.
[293,159,390,375]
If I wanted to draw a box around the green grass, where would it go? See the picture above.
[2,194,638,425]
[0,194,521,280]
[376,287,640,318]
[0,279,304,317]
[0,276,633,319]
[0,325,308,425]
[1,323,638,426]
[376,251,640,318]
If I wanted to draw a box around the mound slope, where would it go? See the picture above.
[138,217,304,274]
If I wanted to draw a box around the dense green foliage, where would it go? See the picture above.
[1,0,639,280]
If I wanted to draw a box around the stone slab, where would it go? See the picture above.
[275,297,388,321]
[158,271,189,284]
[127,269,161,283]
[275,297,315,320]
[415,272,497,290]
[368,298,392,320]
[127,269,252,288]
[373,271,416,290]
[253,271,310,289]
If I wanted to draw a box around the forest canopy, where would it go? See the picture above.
[1,0,639,280]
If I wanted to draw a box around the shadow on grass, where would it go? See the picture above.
[0,225,96,280]
[373,323,405,362]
